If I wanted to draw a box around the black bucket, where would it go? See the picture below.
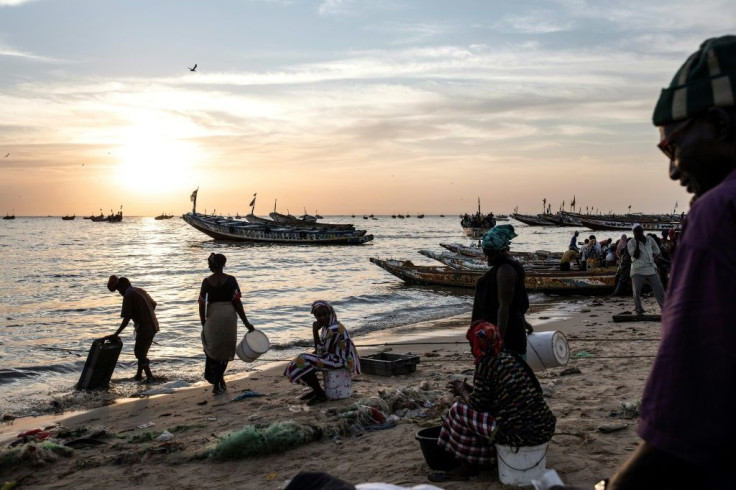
[415,426,460,471]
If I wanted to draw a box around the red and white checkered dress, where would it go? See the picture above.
[438,402,497,465]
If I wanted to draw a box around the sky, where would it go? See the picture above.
[0,0,733,217]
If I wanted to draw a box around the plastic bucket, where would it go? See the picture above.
[322,369,352,400]
[415,426,460,471]
[526,331,569,371]
[236,330,270,362]
[495,442,548,486]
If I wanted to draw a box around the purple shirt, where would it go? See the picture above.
[638,168,736,472]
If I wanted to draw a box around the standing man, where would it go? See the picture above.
[568,230,579,251]
[105,275,159,382]
[609,36,736,489]
[626,224,666,316]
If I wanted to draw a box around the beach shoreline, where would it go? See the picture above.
[1,294,664,489]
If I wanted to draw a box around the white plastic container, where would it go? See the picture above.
[495,442,548,486]
[526,331,569,371]
[236,330,270,362]
[322,369,352,400]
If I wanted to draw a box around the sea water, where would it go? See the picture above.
[0,215,594,416]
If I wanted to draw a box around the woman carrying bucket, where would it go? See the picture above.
[198,253,255,395]
[431,321,556,483]
[283,300,360,406]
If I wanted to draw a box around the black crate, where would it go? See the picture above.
[360,352,420,376]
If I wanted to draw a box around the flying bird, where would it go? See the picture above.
[188,64,197,72]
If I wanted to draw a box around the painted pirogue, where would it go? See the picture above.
[369,258,615,295]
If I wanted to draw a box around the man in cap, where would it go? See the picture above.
[608,35,736,489]
[626,223,665,316]
[105,275,159,381]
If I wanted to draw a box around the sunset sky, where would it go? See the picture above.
[0,0,732,216]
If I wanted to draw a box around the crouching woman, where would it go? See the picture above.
[433,321,556,482]
[284,300,360,405]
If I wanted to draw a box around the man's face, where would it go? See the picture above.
[659,112,731,200]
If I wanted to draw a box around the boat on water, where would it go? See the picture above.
[154,213,174,220]
[510,213,556,226]
[91,207,123,223]
[578,216,681,232]
[461,198,497,238]
[3,213,15,220]
[184,189,373,245]
[61,214,75,220]
[369,258,615,295]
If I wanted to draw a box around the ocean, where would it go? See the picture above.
[0,215,587,417]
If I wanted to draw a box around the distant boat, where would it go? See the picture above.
[155,213,174,220]
[392,214,397,219]
[315,211,324,219]
[398,214,405,219]
[3,213,15,220]
[417,213,425,219]
[62,214,75,220]
[440,214,445,217]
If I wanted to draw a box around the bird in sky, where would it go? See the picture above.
[189,64,197,72]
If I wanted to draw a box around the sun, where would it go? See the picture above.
[114,125,201,194]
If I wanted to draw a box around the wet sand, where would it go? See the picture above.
[0,295,663,489]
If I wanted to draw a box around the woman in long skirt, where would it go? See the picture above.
[198,253,254,394]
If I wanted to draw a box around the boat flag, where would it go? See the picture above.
[190,189,198,202]
[571,195,576,207]
[249,193,257,207]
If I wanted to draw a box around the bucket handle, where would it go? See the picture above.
[496,444,548,472]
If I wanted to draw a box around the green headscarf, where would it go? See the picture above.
[481,224,517,252]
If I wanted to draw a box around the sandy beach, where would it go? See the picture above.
[0,295,663,489]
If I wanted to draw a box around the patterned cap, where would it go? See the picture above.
[653,36,736,126]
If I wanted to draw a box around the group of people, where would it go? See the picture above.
[100,36,736,488]
[460,211,496,230]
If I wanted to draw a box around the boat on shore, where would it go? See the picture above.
[439,242,561,261]
[370,258,615,295]
[510,213,556,226]
[61,215,75,221]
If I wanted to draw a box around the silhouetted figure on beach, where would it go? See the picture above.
[105,275,159,381]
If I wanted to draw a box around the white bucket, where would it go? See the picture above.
[495,442,548,486]
[236,329,270,362]
[322,369,352,400]
[526,331,569,371]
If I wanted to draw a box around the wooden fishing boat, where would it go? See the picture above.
[579,216,680,232]
[62,214,75,220]
[3,213,15,220]
[438,243,562,261]
[268,211,355,230]
[510,213,556,226]
[184,212,372,244]
[419,250,560,271]
[154,213,173,220]
[460,198,496,238]
[370,258,615,295]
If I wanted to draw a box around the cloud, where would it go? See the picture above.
[0,43,59,62]
[318,0,395,17]
[0,0,38,6]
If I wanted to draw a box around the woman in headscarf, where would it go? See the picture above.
[198,253,255,394]
[431,321,556,482]
[471,224,531,358]
[284,300,360,405]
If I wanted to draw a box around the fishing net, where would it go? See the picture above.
[209,421,320,460]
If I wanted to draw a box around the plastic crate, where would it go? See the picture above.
[360,352,420,376]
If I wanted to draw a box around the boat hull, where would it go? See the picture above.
[184,213,373,245]
[370,258,614,295]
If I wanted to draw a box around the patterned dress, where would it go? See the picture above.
[284,321,361,383]
[438,350,556,464]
